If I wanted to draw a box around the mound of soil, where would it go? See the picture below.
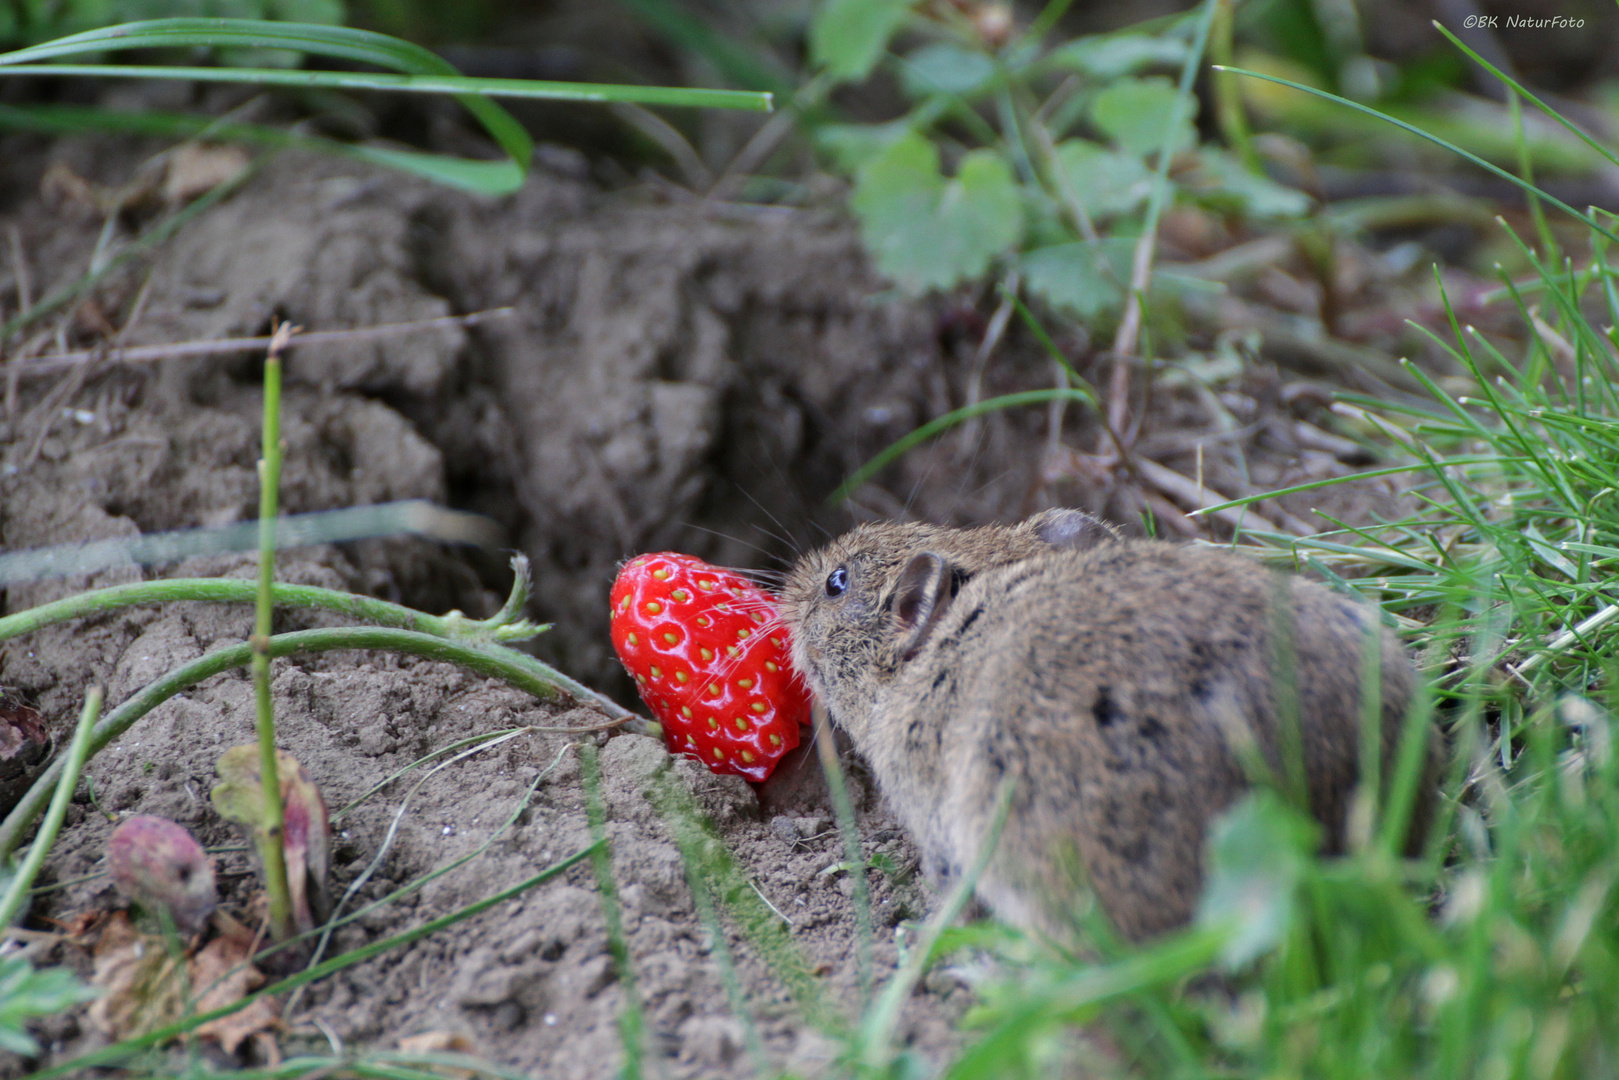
[0,139,985,1076]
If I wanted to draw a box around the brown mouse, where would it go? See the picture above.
[780,510,1432,942]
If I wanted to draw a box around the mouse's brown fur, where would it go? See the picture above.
[781,510,1432,942]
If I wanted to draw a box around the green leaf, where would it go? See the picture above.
[211,744,269,827]
[1045,33,1189,80]
[0,18,773,196]
[1182,147,1311,218]
[810,0,911,83]
[814,119,911,173]
[1196,790,1318,969]
[271,0,345,22]
[1052,139,1153,220]
[0,956,97,1057]
[850,133,1022,292]
[1090,76,1196,157]
[900,41,996,99]
[1020,239,1133,320]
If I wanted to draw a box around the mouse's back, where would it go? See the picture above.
[865,540,1423,941]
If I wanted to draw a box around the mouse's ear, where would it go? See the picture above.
[894,552,954,662]
[1031,509,1118,550]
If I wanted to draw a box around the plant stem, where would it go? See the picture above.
[1107,0,1219,434]
[830,388,1094,507]
[251,329,294,942]
[0,688,100,932]
[0,626,637,861]
[1210,0,1258,171]
[813,706,872,1000]
[0,577,544,646]
[857,780,1012,1070]
[582,744,644,1078]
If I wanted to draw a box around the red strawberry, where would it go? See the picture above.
[610,553,809,782]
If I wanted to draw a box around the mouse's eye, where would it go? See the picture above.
[825,566,849,597]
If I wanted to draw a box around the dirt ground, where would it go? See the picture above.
[0,131,1427,1076]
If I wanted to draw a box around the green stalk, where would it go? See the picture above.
[0,688,100,930]
[252,335,293,942]
[658,781,768,1074]
[0,577,545,646]
[1210,0,1258,171]
[813,707,873,1000]
[0,625,636,861]
[1214,66,1619,247]
[0,64,775,111]
[581,745,643,1079]
[856,781,1013,1070]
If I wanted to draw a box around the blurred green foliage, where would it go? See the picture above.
[805,0,1309,320]
[1,0,343,49]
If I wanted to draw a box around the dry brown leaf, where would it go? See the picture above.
[85,911,281,1057]
[190,933,280,1055]
[87,912,187,1040]
[398,1031,479,1079]
[163,145,251,204]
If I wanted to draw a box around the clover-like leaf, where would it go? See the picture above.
[815,119,912,173]
[810,0,912,83]
[1181,148,1312,219]
[1090,76,1197,158]
[850,132,1023,293]
[1020,239,1134,320]
[1046,33,1189,80]
[900,42,997,99]
[0,955,97,1057]
[1052,139,1154,220]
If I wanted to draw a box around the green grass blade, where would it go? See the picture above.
[829,388,1095,506]
[0,101,520,193]
[0,18,770,197]
[0,689,100,929]
[1189,457,1507,518]
[1431,22,1619,173]
[0,18,537,189]
[581,745,644,1079]
[1215,66,1619,247]
[0,63,774,110]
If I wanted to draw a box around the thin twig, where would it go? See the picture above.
[747,878,795,927]
[1514,603,1619,677]
[957,273,1020,453]
[709,74,829,201]
[611,102,712,190]
[1106,0,1220,444]
[6,224,31,313]
[6,308,514,379]
[1133,457,1300,535]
